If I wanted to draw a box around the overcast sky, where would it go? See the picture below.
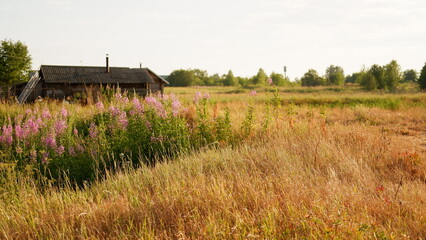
[1,0,425,79]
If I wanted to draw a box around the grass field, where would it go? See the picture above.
[0,86,425,239]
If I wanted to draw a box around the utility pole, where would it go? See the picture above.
[283,66,287,79]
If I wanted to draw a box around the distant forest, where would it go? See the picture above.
[166,60,426,91]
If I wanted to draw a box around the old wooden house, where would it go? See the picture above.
[15,56,168,103]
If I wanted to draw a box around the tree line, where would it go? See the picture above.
[1,39,426,91]
[167,68,297,87]
[168,61,426,91]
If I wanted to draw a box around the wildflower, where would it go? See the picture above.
[145,96,156,104]
[42,152,49,164]
[109,106,120,116]
[131,98,144,115]
[44,134,57,149]
[161,94,169,101]
[56,145,65,155]
[115,92,129,104]
[117,110,128,129]
[376,185,385,192]
[250,90,257,96]
[36,117,45,128]
[193,92,202,104]
[42,108,51,119]
[15,124,25,140]
[27,118,40,135]
[203,93,210,99]
[171,95,181,117]
[89,122,98,138]
[25,109,33,115]
[68,146,76,156]
[0,124,13,145]
[73,128,79,136]
[61,108,68,118]
[267,77,273,85]
[145,97,166,118]
[95,101,105,110]
[54,120,67,135]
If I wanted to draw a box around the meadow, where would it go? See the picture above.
[0,86,425,239]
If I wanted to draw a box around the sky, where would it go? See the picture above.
[1,0,426,80]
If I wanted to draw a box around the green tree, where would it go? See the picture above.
[368,64,385,90]
[0,39,32,86]
[384,60,402,91]
[167,69,201,87]
[270,72,290,86]
[403,69,418,82]
[301,69,326,86]
[345,72,361,84]
[252,68,267,85]
[223,70,238,86]
[360,71,377,90]
[418,63,426,89]
[325,65,345,85]
[193,69,209,85]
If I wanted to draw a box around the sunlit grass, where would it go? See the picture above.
[0,86,425,239]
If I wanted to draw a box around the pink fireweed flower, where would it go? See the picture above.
[44,134,57,149]
[249,90,257,96]
[115,92,129,104]
[109,106,120,116]
[145,96,156,104]
[95,101,105,111]
[25,109,33,115]
[171,95,181,117]
[89,122,98,138]
[68,146,76,156]
[117,111,128,129]
[36,117,45,128]
[0,124,13,145]
[27,118,40,135]
[193,92,202,104]
[54,120,67,135]
[61,108,68,118]
[56,145,65,155]
[73,128,79,136]
[42,108,51,119]
[145,97,166,118]
[161,94,170,101]
[15,124,24,140]
[15,123,30,141]
[267,77,273,85]
[42,152,49,164]
[131,98,144,115]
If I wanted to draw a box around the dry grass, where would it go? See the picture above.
[1,103,425,239]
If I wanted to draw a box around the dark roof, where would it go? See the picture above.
[39,65,157,84]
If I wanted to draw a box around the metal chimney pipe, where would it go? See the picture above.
[140,62,142,69]
[106,54,110,73]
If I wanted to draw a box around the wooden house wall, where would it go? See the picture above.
[147,72,165,94]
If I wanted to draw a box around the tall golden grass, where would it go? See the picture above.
[0,88,425,239]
